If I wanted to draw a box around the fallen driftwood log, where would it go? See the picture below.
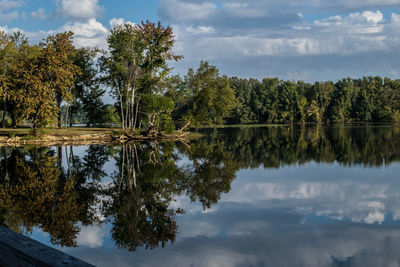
[0,131,191,146]
[111,131,190,142]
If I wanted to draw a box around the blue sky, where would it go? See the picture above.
[2,0,400,82]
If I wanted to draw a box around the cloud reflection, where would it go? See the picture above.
[68,162,400,267]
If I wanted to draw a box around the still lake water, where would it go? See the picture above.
[1,125,400,267]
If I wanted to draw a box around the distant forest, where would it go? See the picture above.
[224,76,400,124]
[0,21,399,133]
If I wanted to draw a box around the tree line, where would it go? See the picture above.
[0,21,399,133]
[224,76,400,124]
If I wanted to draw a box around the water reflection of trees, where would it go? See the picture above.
[104,143,184,251]
[196,125,400,168]
[0,147,87,246]
[0,125,399,250]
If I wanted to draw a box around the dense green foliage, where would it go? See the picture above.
[0,31,103,131]
[227,77,400,124]
[100,21,182,131]
[170,61,237,126]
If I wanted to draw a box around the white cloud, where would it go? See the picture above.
[158,0,217,21]
[313,15,343,27]
[109,17,125,28]
[362,10,384,24]
[57,0,103,20]
[109,17,135,28]
[185,25,216,35]
[0,9,18,21]
[58,18,108,48]
[390,12,400,31]
[1,13,110,50]
[325,0,400,9]
[31,7,47,20]
[222,2,266,18]
[0,24,21,33]
[0,0,22,22]
[171,9,399,77]
[158,0,400,81]
[0,0,21,10]
[314,10,384,34]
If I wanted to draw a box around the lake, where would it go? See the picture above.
[1,125,400,267]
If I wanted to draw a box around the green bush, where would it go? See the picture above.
[163,120,175,134]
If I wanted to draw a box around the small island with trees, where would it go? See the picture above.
[0,20,399,145]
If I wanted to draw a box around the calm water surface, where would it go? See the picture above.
[1,125,400,267]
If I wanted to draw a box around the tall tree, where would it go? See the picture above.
[181,61,237,125]
[0,32,13,128]
[69,47,100,127]
[8,32,79,132]
[101,21,181,131]
[9,48,58,130]
[42,32,80,128]
[0,32,31,127]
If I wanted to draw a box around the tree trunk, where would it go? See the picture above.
[134,99,139,130]
[1,96,6,128]
[131,87,136,130]
[119,93,125,130]
[64,103,70,129]
[56,91,63,128]
[127,104,131,129]
[69,103,74,127]
[125,94,129,130]
[116,81,125,130]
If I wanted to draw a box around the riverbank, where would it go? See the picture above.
[0,128,194,146]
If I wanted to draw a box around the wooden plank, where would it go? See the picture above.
[0,226,95,267]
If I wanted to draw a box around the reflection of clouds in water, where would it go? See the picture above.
[65,162,400,267]
[177,220,220,239]
[77,225,107,248]
[220,163,400,224]
[146,248,259,267]
[160,207,400,267]
[363,210,385,224]
[225,220,270,237]
[170,195,218,214]
[70,212,400,267]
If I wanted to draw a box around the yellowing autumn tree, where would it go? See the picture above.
[42,32,80,128]
[9,32,79,132]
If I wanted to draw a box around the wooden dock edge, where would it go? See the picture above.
[0,226,95,267]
